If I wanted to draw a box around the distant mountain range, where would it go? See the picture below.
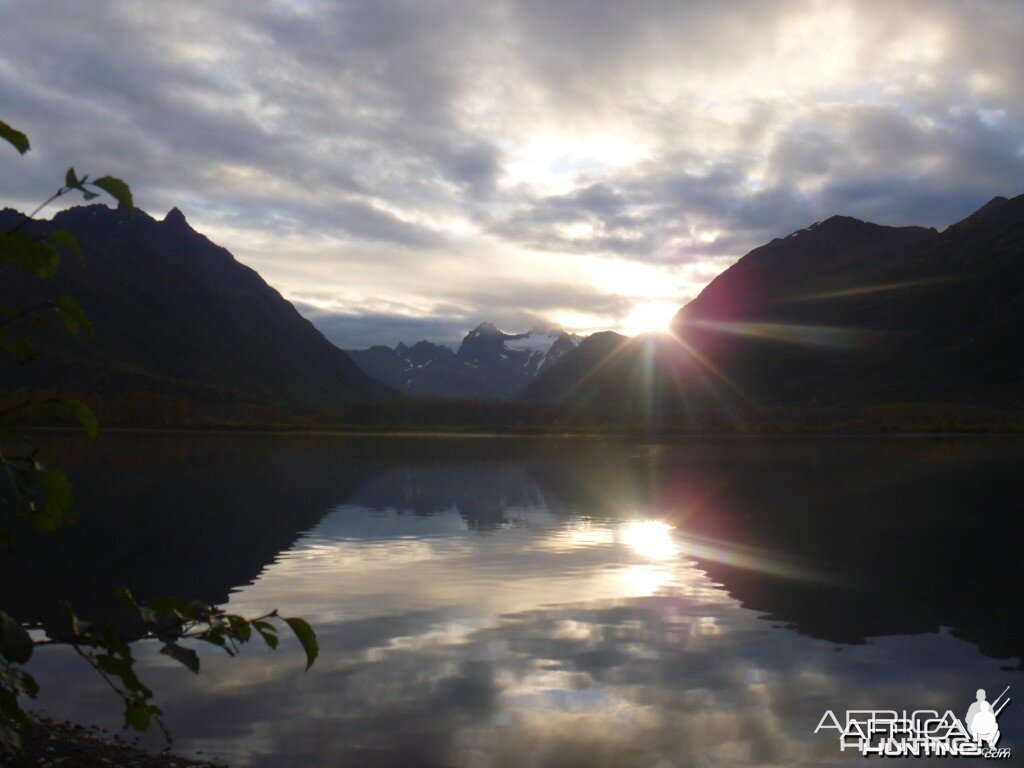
[523,194,1024,415]
[346,323,579,399]
[0,205,393,406]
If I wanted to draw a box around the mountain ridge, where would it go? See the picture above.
[0,204,395,406]
[346,322,580,399]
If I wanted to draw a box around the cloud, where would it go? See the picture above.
[295,277,634,348]
[294,304,473,349]
[2,0,1024,345]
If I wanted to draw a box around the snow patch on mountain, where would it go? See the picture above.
[509,326,582,350]
[346,322,585,399]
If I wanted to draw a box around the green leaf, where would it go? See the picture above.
[0,120,29,154]
[60,397,98,437]
[257,628,279,649]
[49,229,81,262]
[253,620,278,649]
[100,628,133,660]
[1,335,35,362]
[70,614,89,636]
[65,399,98,436]
[116,588,138,608]
[64,167,83,190]
[0,611,34,664]
[159,642,200,674]
[96,653,146,694]
[144,596,191,620]
[36,467,74,530]
[227,615,252,642]
[53,294,94,335]
[124,701,152,731]
[200,630,227,648]
[0,683,28,723]
[0,684,28,746]
[17,670,39,698]
[0,231,60,278]
[58,600,90,636]
[283,617,318,671]
[91,176,133,216]
[0,722,21,750]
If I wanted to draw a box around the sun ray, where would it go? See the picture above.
[671,529,839,584]
[688,319,884,351]
[552,333,636,405]
[663,328,762,412]
[780,276,957,302]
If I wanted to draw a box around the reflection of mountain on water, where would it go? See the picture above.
[337,437,1024,667]
[0,433,385,634]
[2,434,1022,669]
[628,439,1024,667]
[348,464,545,531]
[344,440,666,526]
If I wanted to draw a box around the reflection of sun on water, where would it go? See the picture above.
[536,519,615,552]
[619,563,673,595]
[617,520,679,596]
[620,520,678,561]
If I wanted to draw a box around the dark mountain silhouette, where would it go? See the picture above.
[0,205,393,406]
[347,323,579,399]
[523,194,1024,414]
[346,345,417,390]
[518,331,630,406]
[347,340,457,392]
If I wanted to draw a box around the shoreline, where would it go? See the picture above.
[3,716,225,768]
[19,424,1024,439]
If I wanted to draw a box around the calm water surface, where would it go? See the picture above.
[2,434,1021,767]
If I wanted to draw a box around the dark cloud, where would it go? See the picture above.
[440,142,504,197]
[295,305,473,349]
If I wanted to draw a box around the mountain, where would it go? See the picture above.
[0,205,394,406]
[346,323,580,399]
[522,194,1024,415]
[517,331,630,406]
[346,340,456,391]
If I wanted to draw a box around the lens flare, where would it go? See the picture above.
[689,319,884,350]
[552,333,635,403]
[782,277,955,302]
[664,327,760,411]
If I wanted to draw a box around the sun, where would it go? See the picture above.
[571,257,688,337]
[619,300,679,337]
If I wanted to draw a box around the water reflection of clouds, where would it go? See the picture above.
[239,507,719,627]
[28,486,1022,767]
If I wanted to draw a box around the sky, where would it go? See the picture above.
[2,0,1023,349]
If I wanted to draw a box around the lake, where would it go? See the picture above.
[3,433,1021,767]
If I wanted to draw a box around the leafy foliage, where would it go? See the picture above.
[91,176,133,212]
[0,119,317,750]
[0,121,29,155]
[54,593,317,741]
